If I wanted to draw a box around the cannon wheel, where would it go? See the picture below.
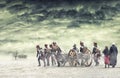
[68,49,77,66]
[85,58,92,67]
[80,47,92,67]
[83,53,93,67]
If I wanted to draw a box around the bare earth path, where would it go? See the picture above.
[0,55,120,78]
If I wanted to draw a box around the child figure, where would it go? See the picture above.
[103,46,110,68]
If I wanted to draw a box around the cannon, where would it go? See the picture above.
[58,48,92,67]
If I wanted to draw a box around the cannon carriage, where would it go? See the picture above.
[59,47,92,67]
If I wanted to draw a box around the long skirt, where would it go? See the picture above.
[110,53,117,66]
[104,56,110,64]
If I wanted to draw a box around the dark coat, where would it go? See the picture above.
[80,46,84,53]
[73,47,79,53]
[109,45,118,66]
[103,48,109,56]
[92,47,97,55]
[36,48,44,58]
[109,45,118,55]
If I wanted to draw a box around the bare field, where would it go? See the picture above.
[0,54,120,78]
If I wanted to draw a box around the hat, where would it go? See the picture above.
[49,44,52,47]
[112,43,115,45]
[80,41,84,46]
[45,44,48,46]
[36,45,40,48]
[73,44,76,47]
[53,42,56,44]
[94,42,97,45]
[80,41,83,44]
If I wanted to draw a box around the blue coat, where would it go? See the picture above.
[109,45,118,66]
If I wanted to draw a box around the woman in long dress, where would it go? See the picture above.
[109,43,118,68]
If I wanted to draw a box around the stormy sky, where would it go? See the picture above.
[0,0,120,26]
[4,0,120,4]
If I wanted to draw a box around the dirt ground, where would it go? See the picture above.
[0,54,120,78]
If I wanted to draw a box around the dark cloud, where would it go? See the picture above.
[4,0,119,4]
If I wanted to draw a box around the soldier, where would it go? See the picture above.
[44,44,51,66]
[92,42,101,66]
[79,41,86,66]
[72,44,80,65]
[36,45,46,67]
[49,44,57,66]
[73,44,79,53]
[52,42,62,67]
[80,41,85,53]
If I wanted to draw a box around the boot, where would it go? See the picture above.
[105,64,106,68]
[57,62,60,67]
[108,64,110,68]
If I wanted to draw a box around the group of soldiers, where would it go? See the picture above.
[36,41,118,68]
[36,42,62,67]
[80,42,118,68]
